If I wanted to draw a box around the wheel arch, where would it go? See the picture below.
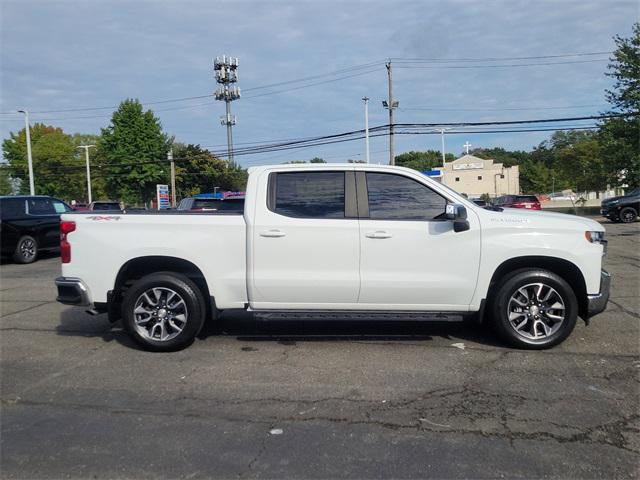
[110,256,215,323]
[487,256,588,320]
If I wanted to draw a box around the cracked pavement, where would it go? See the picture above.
[1,218,638,479]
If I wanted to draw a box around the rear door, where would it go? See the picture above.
[26,197,70,249]
[250,169,360,309]
[0,198,26,255]
[357,171,481,310]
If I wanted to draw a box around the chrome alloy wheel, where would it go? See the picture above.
[20,238,36,260]
[507,283,565,340]
[133,287,188,342]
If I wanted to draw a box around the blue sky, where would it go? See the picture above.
[1,0,637,166]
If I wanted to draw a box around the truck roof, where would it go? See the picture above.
[247,163,422,175]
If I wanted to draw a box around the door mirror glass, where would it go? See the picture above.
[445,203,467,221]
[446,204,470,232]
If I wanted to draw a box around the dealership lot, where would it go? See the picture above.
[1,219,638,479]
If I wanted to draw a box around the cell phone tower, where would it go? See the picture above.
[214,55,241,163]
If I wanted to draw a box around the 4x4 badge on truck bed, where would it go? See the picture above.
[87,215,121,221]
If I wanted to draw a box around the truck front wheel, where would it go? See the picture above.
[490,269,578,349]
[121,272,206,351]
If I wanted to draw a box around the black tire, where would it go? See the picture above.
[121,272,206,352]
[13,235,38,264]
[489,269,578,350]
[619,206,638,223]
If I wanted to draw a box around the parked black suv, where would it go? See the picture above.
[601,189,640,223]
[0,196,72,263]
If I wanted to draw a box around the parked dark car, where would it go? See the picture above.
[88,200,121,211]
[601,189,640,223]
[177,196,245,213]
[0,196,72,263]
[494,195,541,210]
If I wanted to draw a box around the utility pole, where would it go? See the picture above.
[214,56,240,163]
[77,145,96,203]
[382,62,398,165]
[168,149,176,208]
[362,97,370,163]
[17,110,34,195]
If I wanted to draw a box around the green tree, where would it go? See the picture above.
[555,137,606,193]
[2,123,85,200]
[99,99,170,204]
[395,150,454,171]
[520,160,553,194]
[172,143,247,198]
[470,147,530,167]
[598,23,640,189]
[0,164,13,195]
[309,157,326,163]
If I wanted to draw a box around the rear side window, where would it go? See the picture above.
[27,198,55,215]
[365,172,446,220]
[270,172,345,219]
[516,195,538,203]
[0,198,26,218]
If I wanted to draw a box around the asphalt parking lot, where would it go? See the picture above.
[1,218,638,479]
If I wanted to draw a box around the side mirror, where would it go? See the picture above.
[445,204,470,232]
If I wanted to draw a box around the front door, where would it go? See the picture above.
[250,169,360,309]
[358,171,481,310]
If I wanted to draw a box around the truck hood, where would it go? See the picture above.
[482,207,604,232]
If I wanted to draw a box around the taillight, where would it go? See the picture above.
[60,221,76,264]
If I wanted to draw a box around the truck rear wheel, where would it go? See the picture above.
[121,272,206,351]
[490,269,578,349]
[13,235,38,264]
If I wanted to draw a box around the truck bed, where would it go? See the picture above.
[61,212,248,308]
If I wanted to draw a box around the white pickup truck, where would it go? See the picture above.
[55,163,610,351]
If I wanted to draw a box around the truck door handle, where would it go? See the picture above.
[260,229,286,238]
[366,231,392,239]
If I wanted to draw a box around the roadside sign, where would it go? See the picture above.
[156,184,170,209]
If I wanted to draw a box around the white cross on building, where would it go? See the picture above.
[463,141,472,154]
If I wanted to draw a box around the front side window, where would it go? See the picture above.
[52,200,71,213]
[272,171,345,219]
[366,172,447,221]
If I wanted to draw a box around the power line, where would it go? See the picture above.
[400,104,608,112]
[390,51,612,62]
[4,113,633,172]
[394,59,609,69]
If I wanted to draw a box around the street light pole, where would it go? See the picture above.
[77,145,96,204]
[433,127,452,185]
[17,110,35,195]
[362,97,370,163]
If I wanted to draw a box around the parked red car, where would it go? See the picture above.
[494,195,541,210]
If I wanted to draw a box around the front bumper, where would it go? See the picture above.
[601,205,620,218]
[55,277,91,306]
[585,270,611,319]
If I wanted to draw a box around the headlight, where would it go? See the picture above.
[585,231,607,255]
[585,231,605,243]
